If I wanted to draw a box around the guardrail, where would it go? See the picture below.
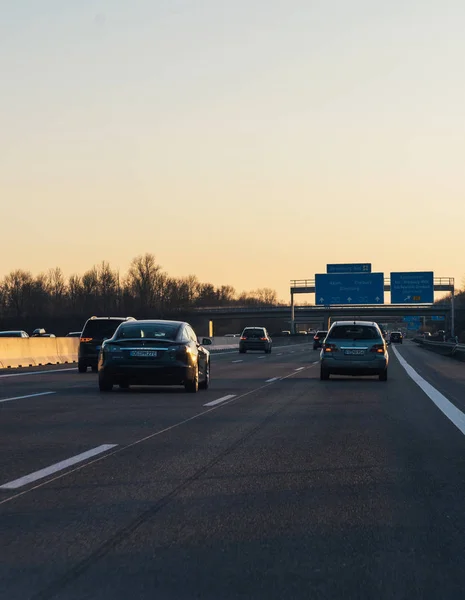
[413,338,465,362]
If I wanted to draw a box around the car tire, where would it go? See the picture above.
[91,365,98,373]
[185,367,199,393]
[99,374,113,392]
[320,368,330,381]
[379,369,388,381]
[78,361,87,373]
[199,362,210,390]
[119,381,130,390]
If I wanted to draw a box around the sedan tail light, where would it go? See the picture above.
[260,337,268,341]
[323,343,338,353]
[80,337,92,343]
[370,344,385,354]
[240,336,247,341]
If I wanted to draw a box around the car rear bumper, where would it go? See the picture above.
[99,363,194,385]
[321,356,387,375]
[239,342,270,351]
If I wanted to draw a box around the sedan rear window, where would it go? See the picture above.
[243,329,265,336]
[82,319,126,339]
[117,323,180,340]
[328,325,380,340]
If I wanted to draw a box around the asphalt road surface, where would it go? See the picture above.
[2,340,465,599]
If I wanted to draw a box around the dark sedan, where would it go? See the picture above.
[98,320,211,393]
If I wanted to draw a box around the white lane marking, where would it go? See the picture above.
[257,356,265,359]
[0,391,55,404]
[0,444,117,490]
[277,353,283,356]
[231,360,243,363]
[393,346,465,436]
[313,361,320,365]
[294,367,305,371]
[203,394,236,407]
[0,366,314,507]
[266,377,279,383]
[0,367,75,379]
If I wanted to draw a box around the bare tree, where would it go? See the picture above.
[3,270,34,317]
[125,253,165,315]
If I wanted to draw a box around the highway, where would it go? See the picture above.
[2,340,465,599]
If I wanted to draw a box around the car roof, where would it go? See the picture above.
[243,326,265,329]
[330,321,379,327]
[118,319,185,326]
[0,330,24,334]
[86,316,135,321]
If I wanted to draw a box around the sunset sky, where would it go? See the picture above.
[1,0,464,302]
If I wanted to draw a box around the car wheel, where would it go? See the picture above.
[185,366,199,393]
[119,381,130,389]
[268,347,272,354]
[91,365,98,373]
[379,369,388,381]
[99,374,113,392]
[78,361,87,373]
[320,368,330,381]
[199,361,210,390]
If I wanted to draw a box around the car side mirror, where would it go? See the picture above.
[201,338,212,346]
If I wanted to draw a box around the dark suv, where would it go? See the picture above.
[239,327,272,354]
[389,331,403,344]
[313,330,328,350]
[78,316,135,372]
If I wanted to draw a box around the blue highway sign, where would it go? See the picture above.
[407,322,419,331]
[327,263,372,274]
[403,316,421,322]
[431,315,445,321]
[315,273,384,305]
[391,272,434,304]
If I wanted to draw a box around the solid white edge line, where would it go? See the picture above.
[392,346,465,436]
[266,377,279,383]
[294,367,305,371]
[231,360,243,363]
[203,394,236,407]
[0,367,76,379]
[0,444,118,490]
[0,391,56,404]
[0,362,318,506]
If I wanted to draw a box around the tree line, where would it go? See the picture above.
[0,253,281,321]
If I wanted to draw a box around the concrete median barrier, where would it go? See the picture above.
[0,338,79,369]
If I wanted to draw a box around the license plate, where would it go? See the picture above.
[344,349,365,356]
[130,350,158,358]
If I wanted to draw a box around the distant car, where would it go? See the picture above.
[239,327,272,354]
[298,331,308,335]
[97,319,211,393]
[281,330,291,336]
[390,331,403,344]
[66,332,82,338]
[0,330,29,338]
[31,328,47,337]
[320,321,388,381]
[78,316,136,373]
[313,330,328,350]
